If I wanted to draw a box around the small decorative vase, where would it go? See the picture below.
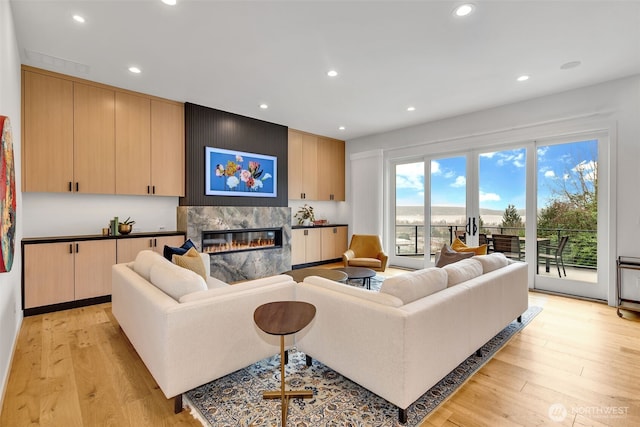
[302,219,311,226]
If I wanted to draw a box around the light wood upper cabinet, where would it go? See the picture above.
[317,137,345,201]
[74,83,116,194]
[288,129,344,201]
[115,92,151,195]
[22,70,74,192]
[288,129,318,200]
[22,66,184,196]
[151,100,185,196]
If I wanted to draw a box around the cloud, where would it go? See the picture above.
[451,176,466,188]
[537,146,549,157]
[573,160,597,181]
[396,162,424,189]
[544,170,556,178]
[479,191,501,202]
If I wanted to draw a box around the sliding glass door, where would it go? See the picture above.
[388,134,609,301]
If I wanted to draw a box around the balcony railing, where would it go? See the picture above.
[395,224,597,270]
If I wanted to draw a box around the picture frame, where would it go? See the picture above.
[205,147,277,197]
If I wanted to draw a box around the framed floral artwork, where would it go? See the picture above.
[205,147,277,197]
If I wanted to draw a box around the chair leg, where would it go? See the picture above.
[555,255,561,278]
[560,256,566,276]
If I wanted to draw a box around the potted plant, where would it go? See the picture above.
[118,217,136,235]
[294,204,315,226]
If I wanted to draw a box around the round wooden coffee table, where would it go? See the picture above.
[332,266,377,289]
[283,268,348,283]
[253,301,316,426]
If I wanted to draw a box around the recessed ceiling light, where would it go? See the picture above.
[560,61,581,70]
[162,0,177,5]
[453,3,475,17]
[327,70,338,77]
[516,75,529,82]
[72,14,85,23]
[128,66,141,74]
[259,103,269,109]
[338,126,345,131]
[407,106,416,112]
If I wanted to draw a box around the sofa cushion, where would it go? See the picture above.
[163,238,196,261]
[435,244,474,267]
[472,252,510,273]
[380,267,447,305]
[451,238,488,256]
[172,247,207,280]
[133,250,169,282]
[443,258,483,287]
[179,274,293,303]
[303,276,404,307]
[149,259,207,301]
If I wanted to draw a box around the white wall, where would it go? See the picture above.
[0,0,23,407]
[22,193,179,237]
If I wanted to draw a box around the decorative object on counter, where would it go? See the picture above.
[294,204,315,226]
[118,217,135,235]
[0,115,16,273]
[102,227,110,236]
[110,217,119,236]
[313,219,328,226]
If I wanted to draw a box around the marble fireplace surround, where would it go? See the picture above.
[177,206,291,283]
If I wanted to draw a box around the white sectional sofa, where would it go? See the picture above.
[111,250,296,411]
[295,254,528,423]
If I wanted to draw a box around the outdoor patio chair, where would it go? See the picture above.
[537,236,570,277]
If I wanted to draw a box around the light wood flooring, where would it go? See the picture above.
[2,264,639,426]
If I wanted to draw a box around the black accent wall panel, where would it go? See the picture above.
[181,102,288,207]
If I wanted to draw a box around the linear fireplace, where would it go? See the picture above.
[202,227,283,254]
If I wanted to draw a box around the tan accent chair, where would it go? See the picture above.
[342,234,388,272]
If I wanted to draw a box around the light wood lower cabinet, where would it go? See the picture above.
[321,226,348,261]
[23,240,116,309]
[291,226,347,266]
[23,233,185,313]
[116,234,186,263]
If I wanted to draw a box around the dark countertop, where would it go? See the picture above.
[291,224,348,229]
[22,230,185,244]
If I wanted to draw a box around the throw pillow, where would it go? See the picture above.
[149,259,207,301]
[173,247,207,280]
[163,239,196,261]
[451,237,488,256]
[443,258,483,287]
[380,267,447,305]
[435,244,474,268]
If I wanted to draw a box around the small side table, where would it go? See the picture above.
[254,301,316,425]
[333,266,377,289]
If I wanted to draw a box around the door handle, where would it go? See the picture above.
[466,217,471,234]
[472,217,478,236]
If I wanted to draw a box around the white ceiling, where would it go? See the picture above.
[10,0,640,140]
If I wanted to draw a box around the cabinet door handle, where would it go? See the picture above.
[69,243,73,254]
[147,185,151,194]
[154,238,157,247]
[152,185,156,194]
[68,182,73,192]
[149,239,153,248]
[304,230,308,236]
[75,243,79,253]
[75,182,79,192]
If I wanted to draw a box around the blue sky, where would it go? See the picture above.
[395,139,598,211]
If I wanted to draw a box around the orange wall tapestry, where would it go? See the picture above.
[0,115,16,273]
